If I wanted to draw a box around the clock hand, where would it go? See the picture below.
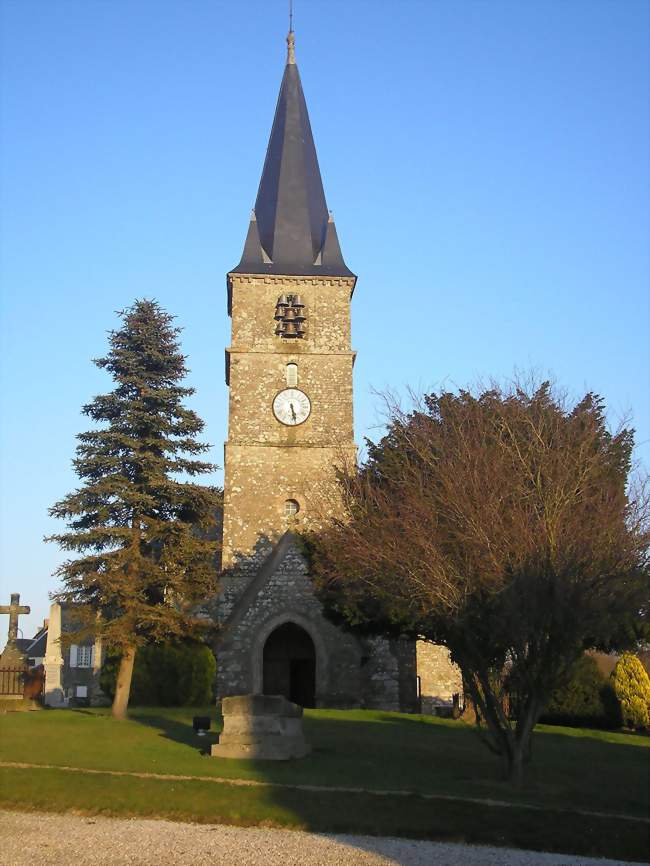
[290,402,297,421]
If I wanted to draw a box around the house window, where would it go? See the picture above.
[284,499,300,517]
[286,363,298,386]
[76,685,88,698]
[70,644,93,668]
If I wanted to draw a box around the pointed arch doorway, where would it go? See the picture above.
[262,622,316,708]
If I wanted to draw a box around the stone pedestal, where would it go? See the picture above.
[0,640,28,702]
[0,640,27,669]
[211,694,310,760]
[43,602,65,707]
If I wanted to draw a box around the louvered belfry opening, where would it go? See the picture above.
[274,293,307,338]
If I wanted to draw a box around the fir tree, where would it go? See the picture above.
[48,300,221,718]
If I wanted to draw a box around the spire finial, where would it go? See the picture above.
[287,0,296,64]
[287,30,296,65]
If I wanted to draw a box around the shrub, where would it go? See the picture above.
[612,653,650,729]
[101,641,216,706]
[541,655,609,727]
[600,680,623,729]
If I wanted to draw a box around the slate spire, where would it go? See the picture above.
[232,30,354,278]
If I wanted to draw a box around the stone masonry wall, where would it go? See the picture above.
[227,352,354,445]
[222,443,355,568]
[215,540,412,711]
[229,273,355,355]
[360,636,417,712]
[416,641,463,713]
[219,543,357,708]
[223,274,356,568]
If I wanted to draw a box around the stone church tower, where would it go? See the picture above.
[215,31,418,711]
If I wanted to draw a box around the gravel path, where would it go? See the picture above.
[0,810,642,866]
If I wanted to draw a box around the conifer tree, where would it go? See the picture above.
[48,300,221,718]
[612,653,650,729]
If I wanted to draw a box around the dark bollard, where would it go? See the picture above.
[193,715,211,734]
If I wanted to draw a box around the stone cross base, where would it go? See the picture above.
[211,694,310,760]
[0,641,28,669]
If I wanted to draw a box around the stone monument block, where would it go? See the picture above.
[211,694,310,760]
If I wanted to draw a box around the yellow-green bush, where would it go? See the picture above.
[612,653,650,729]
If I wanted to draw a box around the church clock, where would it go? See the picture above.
[272,388,311,426]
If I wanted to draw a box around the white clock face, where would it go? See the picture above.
[273,388,311,426]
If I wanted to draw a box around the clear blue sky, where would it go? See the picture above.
[1,0,648,637]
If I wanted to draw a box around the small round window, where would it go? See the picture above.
[284,499,300,517]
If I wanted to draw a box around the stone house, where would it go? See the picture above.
[43,602,107,707]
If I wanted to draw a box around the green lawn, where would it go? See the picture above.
[1,706,648,861]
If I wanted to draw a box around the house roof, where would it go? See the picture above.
[231,31,354,280]
[26,631,48,658]
[15,629,48,659]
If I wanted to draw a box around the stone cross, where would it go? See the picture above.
[0,593,30,643]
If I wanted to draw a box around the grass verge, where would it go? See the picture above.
[1,706,648,861]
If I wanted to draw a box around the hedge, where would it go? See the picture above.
[540,655,620,728]
[101,641,216,706]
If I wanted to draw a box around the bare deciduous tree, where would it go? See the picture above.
[308,380,649,785]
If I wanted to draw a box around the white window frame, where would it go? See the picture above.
[71,644,93,668]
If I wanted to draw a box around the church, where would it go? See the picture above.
[212,30,461,713]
